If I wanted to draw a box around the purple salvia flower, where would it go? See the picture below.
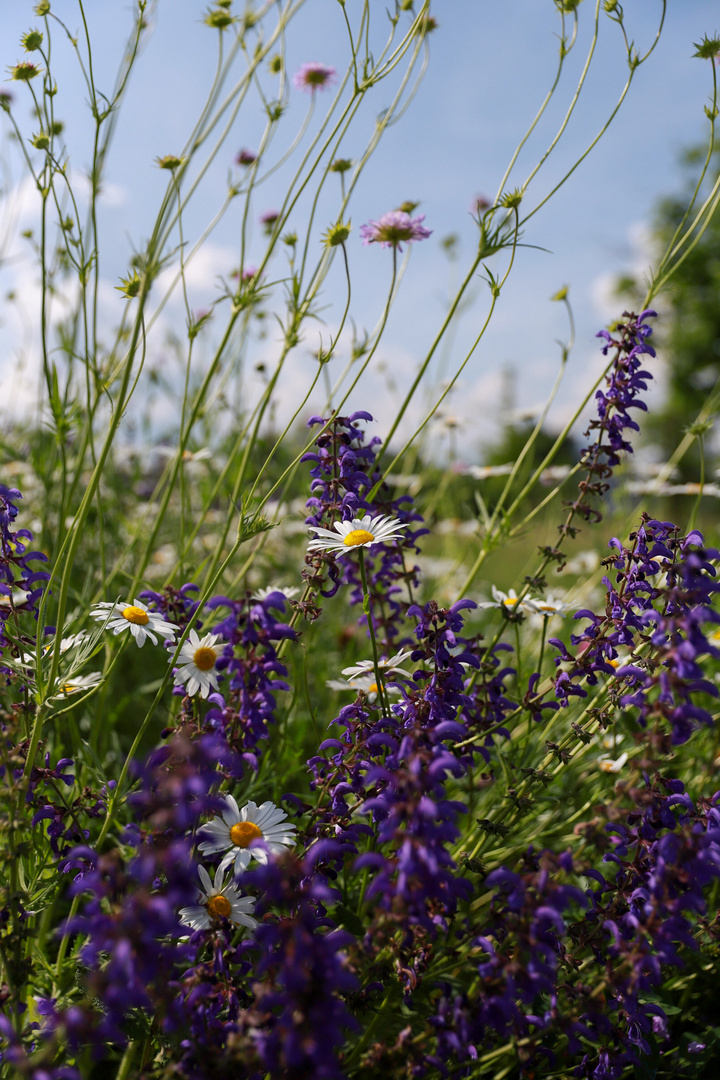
[0,483,50,652]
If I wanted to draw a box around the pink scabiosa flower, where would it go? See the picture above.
[235,148,257,166]
[230,265,259,283]
[359,210,432,251]
[260,209,280,234]
[293,62,336,93]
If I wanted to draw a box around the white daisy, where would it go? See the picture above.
[21,631,88,669]
[530,594,578,617]
[54,672,103,696]
[251,585,300,602]
[476,586,538,613]
[307,513,407,554]
[465,463,514,480]
[91,599,179,648]
[179,864,257,932]
[198,796,297,875]
[326,674,402,702]
[539,465,572,486]
[341,648,415,680]
[170,628,223,698]
[597,752,628,773]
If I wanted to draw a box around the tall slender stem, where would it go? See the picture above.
[357,549,389,718]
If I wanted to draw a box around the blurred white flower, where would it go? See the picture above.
[476,586,538,613]
[531,594,578,617]
[539,465,571,486]
[252,585,300,602]
[326,675,401,702]
[342,649,414,680]
[597,752,628,773]
[465,463,514,480]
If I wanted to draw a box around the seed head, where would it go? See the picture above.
[21,29,44,51]
[499,188,523,209]
[323,221,351,247]
[416,15,438,36]
[156,154,184,170]
[693,34,720,61]
[116,271,142,299]
[10,61,41,81]
[204,7,234,29]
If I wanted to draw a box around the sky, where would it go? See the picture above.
[1,0,718,464]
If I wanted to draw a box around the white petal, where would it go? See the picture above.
[179,905,210,930]
[234,849,252,872]
[198,837,231,856]
[197,865,213,894]
[233,912,258,930]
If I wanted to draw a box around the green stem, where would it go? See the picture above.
[357,549,390,718]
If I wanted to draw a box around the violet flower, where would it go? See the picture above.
[359,210,432,251]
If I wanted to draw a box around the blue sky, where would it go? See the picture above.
[1,0,718,460]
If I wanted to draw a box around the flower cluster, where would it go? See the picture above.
[429,777,720,1078]
[0,483,50,652]
[550,516,720,745]
[302,412,425,645]
[48,736,233,1053]
[200,591,297,773]
[559,310,656,540]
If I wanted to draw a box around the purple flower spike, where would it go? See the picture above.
[360,211,432,251]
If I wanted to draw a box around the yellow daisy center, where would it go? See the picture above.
[502,597,519,607]
[122,605,149,625]
[367,682,378,694]
[193,645,217,672]
[206,894,232,919]
[343,529,375,547]
[609,658,620,668]
[230,821,263,848]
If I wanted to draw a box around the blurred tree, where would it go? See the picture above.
[617,146,720,476]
